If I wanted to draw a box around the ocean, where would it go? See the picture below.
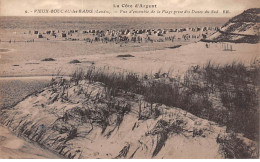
[0,16,229,31]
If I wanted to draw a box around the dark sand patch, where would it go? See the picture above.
[69,59,81,64]
[41,58,56,61]
[117,54,135,58]
[25,63,40,65]
[0,49,10,53]
[167,45,182,49]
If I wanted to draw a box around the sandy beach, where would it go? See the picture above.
[0,27,205,159]
[0,40,258,158]
[0,11,259,158]
[0,41,259,77]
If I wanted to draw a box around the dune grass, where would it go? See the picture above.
[70,60,260,141]
[183,60,259,140]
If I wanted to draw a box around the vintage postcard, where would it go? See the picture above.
[0,0,259,159]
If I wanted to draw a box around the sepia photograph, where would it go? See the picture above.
[0,0,259,159]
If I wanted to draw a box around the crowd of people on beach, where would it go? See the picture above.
[3,26,219,44]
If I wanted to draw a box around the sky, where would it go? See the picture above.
[0,0,259,17]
